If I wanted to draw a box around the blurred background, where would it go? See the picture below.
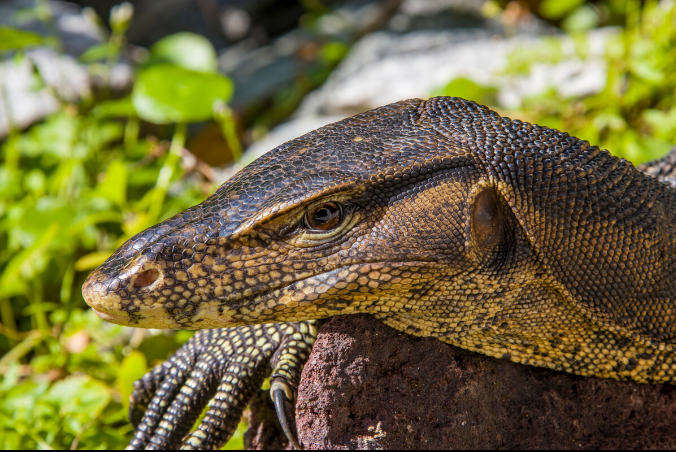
[0,0,674,448]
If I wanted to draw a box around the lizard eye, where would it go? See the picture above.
[304,202,343,231]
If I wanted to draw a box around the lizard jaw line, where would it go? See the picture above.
[91,307,131,326]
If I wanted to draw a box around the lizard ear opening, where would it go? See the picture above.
[470,186,506,252]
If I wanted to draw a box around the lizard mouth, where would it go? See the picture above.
[182,259,442,329]
[84,259,441,329]
[90,307,130,325]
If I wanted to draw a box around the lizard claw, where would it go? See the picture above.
[127,321,319,450]
[271,380,301,449]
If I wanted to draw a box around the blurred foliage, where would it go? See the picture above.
[444,0,676,164]
[0,2,244,449]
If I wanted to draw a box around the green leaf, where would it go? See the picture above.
[320,41,349,65]
[643,108,676,140]
[74,251,114,271]
[79,43,114,63]
[221,420,247,450]
[95,160,128,206]
[561,5,599,33]
[15,113,78,159]
[132,64,234,124]
[92,97,137,118]
[629,59,665,84]
[117,352,147,409]
[0,27,43,52]
[539,0,585,19]
[0,224,58,298]
[45,375,111,417]
[149,33,218,73]
[437,78,498,106]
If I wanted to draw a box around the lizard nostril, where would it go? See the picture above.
[134,269,160,288]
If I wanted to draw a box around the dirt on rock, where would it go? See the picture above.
[291,314,676,450]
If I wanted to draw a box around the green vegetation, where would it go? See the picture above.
[441,0,676,164]
[1,0,674,450]
[0,4,238,449]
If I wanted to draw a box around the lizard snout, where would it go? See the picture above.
[82,260,168,327]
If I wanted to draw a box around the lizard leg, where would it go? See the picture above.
[127,321,319,450]
[128,328,231,450]
[180,331,276,450]
[269,321,321,449]
[129,353,184,430]
[129,345,201,448]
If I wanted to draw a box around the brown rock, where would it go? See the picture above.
[244,389,292,450]
[294,314,676,450]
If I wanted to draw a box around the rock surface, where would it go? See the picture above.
[293,315,676,450]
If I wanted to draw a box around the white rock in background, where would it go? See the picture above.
[299,28,611,116]
[0,0,133,138]
[0,49,89,137]
[244,26,612,163]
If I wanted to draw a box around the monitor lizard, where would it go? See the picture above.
[82,97,676,450]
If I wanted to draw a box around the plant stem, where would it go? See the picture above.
[214,104,243,162]
[147,122,186,224]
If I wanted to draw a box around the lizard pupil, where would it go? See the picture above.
[306,202,342,231]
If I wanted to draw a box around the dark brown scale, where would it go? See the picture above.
[81,98,676,449]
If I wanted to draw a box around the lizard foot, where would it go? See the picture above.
[269,321,320,449]
[127,321,319,450]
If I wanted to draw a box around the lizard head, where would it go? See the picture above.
[83,96,675,354]
[80,97,557,331]
[82,97,536,333]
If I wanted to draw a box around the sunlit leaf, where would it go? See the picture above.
[149,32,218,73]
[95,160,128,206]
[74,251,114,272]
[117,352,147,409]
[92,97,137,118]
[539,0,585,19]
[561,5,599,33]
[132,64,233,124]
[79,43,113,63]
[0,224,58,297]
[437,78,498,105]
[320,41,348,65]
[0,27,44,52]
[221,421,247,450]
[45,375,111,418]
[14,113,78,159]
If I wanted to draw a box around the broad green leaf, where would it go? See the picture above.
[0,27,43,52]
[149,33,217,73]
[539,0,585,19]
[320,41,349,65]
[92,97,137,118]
[0,224,58,297]
[74,251,114,271]
[79,43,114,63]
[561,5,599,33]
[437,78,498,106]
[117,352,147,409]
[132,64,233,124]
[643,108,676,140]
[95,160,128,206]
[45,375,111,417]
[15,113,78,159]
[23,169,46,195]
[222,421,247,450]
[629,59,665,84]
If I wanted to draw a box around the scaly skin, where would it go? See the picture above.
[82,97,676,449]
